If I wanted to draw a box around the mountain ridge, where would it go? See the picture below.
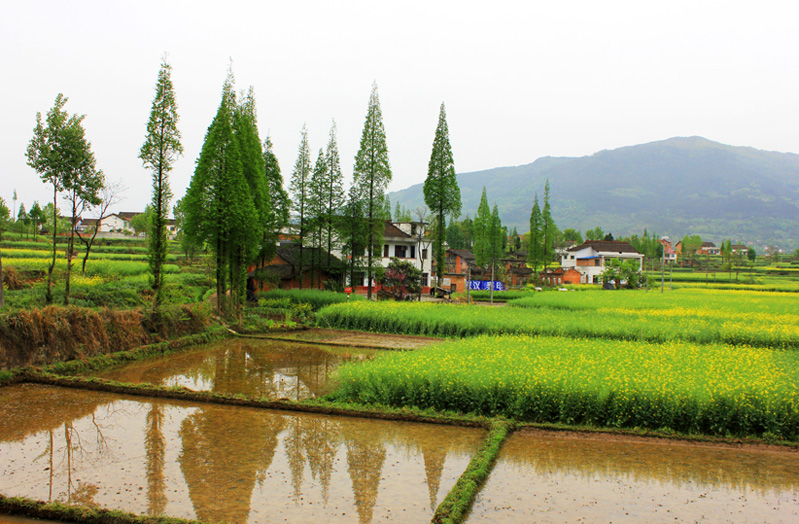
[389,137,799,249]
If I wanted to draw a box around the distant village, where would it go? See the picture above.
[68,211,759,295]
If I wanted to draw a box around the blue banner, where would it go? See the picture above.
[468,280,506,291]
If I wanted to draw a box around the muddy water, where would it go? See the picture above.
[0,384,484,524]
[466,430,799,523]
[93,338,376,400]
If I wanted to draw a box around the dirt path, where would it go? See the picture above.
[256,328,444,350]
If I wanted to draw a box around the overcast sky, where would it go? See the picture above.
[2,1,798,217]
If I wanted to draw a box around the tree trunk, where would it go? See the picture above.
[0,246,5,308]
[46,189,57,304]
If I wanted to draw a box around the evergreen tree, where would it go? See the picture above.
[184,73,259,317]
[322,121,345,272]
[352,82,391,299]
[289,125,312,289]
[308,148,328,288]
[473,187,492,268]
[527,194,542,273]
[262,136,290,260]
[29,201,43,240]
[541,179,555,270]
[423,102,462,287]
[140,58,183,312]
[339,186,368,288]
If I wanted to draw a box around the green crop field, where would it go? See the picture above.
[334,334,799,439]
[317,288,799,349]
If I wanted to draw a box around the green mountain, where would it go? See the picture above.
[390,137,799,249]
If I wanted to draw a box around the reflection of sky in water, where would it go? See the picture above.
[467,432,799,524]
[0,384,483,524]
[94,337,376,400]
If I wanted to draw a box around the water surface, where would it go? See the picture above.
[94,337,375,400]
[466,430,799,523]
[0,384,484,524]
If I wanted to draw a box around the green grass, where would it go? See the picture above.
[258,288,364,311]
[316,288,799,349]
[334,334,799,440]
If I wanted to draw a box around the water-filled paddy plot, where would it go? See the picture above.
[0,384,483,523]
[466,430,799,524]
[93,337,377,401]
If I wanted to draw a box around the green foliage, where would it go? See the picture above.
[424,102,461,282]
[26,93,104,304]
[257,288,363,311]
[473,187,492,267]
[140,58,183,310]
[377,257,423,300]
[353,82,392,298]
[317,288,799,348]
[183,70,260,317]
[336,334,799,439]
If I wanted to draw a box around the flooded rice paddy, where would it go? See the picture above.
[466,430,799,523]
[3,333,799,523]
[93,337,377,400]
[0,384,484,524]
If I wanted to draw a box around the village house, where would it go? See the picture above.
[247,242,344,293]
[502,250,533,288]
[561,240,644,284]
[731,244,749,256]
[697,241,720,256]
[660,237,678,263]
[539,267,582,286]
[345,221,432,293]
[441,249,476,293]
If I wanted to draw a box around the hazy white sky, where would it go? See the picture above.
[2,0,798,216]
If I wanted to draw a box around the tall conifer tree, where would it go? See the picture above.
[353,82,391,298]
[289,125,312,289]
[263,136,289,260]
[528,194,542,273]
[140,58,183,312]
[473,187,492,268]
[424,102,461,286]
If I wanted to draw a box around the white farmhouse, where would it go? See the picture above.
[353,221,432,289]
[561,240,644,284]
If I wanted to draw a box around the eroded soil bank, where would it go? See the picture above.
[0,384,485,524]
[465,429,799,523]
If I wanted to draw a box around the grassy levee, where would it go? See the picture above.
[334,334,799,441]
[431,419,512,524]
[257,288,364,310]
[0,495,206,524]
[316,290,799,349]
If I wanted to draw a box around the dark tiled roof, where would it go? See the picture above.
[701,241,717,248]
[383,222,411,238]
[448,249,475,260]
[116,212,141,220]
[568,240,641,254]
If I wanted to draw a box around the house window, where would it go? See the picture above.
[422,248,428,260]
[410,245,416,258]
[384,245,389,257]
[595,259,601,266]
[411,224,417,236]
[422,272,429,286]
[395,245,407,258]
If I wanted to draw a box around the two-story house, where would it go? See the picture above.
[561,240,644,284]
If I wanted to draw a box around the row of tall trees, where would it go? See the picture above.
[287,83,392,299]
[527,180,557,273]
[183,70,286,319]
